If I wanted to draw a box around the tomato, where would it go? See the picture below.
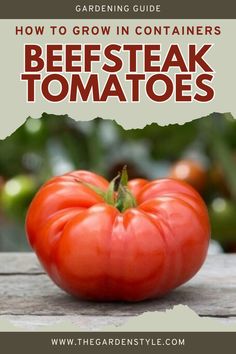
[169,159,207,193]
[209,164,228,197]
[209,197,236,247]
[1,175,37,219]
[0,176,5,215]
[26,169,210,302]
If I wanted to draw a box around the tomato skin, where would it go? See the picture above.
[169,159,207,192]
[26,170,210,301]
[1,175,37,220]
[209,198,236,247]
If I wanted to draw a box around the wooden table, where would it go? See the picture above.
[0,253,236,331]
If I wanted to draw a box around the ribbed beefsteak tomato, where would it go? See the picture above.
[26,168,210,301]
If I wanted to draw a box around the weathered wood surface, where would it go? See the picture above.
[0,253,236,330]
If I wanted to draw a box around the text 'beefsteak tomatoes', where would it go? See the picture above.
[26,168,210,301]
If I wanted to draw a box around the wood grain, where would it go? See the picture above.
[0,253,236,329]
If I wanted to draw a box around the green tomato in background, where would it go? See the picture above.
[209,197,236,247]
[1,175,37,220]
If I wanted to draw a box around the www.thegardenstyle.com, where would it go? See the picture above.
[50,336,185,347]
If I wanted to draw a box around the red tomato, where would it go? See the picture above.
[26,170,210,302]
[169,159,207,192]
